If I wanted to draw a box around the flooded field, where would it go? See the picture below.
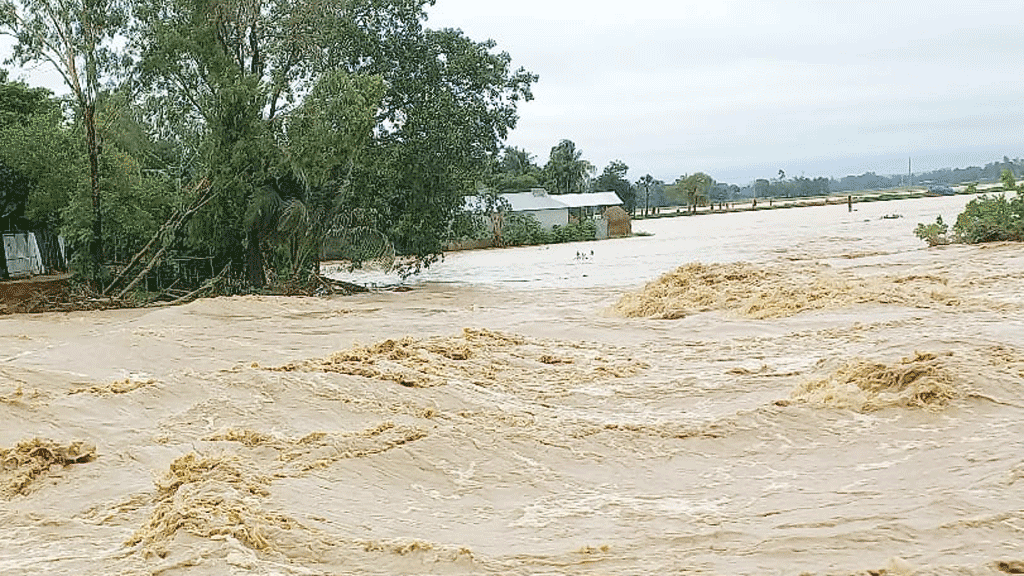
[2,195,1023,575]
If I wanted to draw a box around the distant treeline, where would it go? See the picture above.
[828,157,1023,193]
[489,141,1021,216]
[725,157,1023,201]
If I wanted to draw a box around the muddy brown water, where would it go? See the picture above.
[1,196,1023,575]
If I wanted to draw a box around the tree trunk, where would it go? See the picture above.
[85,103,102,280]
[245,235,266,288]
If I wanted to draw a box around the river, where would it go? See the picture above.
[1,194,1022,575]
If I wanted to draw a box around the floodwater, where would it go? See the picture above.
[2,195,1023,575]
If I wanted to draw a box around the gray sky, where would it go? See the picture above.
[426,0,1024,184]
[4,1,1022,185]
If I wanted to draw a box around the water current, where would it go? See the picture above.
[1,195,1022,575]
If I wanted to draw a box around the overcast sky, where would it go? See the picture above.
[4,1,1022,185]
[426,0,1024,184]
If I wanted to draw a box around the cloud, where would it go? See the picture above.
[428,0,1024,183]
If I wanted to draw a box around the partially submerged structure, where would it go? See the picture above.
[459,188,632,246]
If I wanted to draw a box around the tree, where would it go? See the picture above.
[133,0,535,284]
[1000,168,1016,191]
[676,172,713,212]
[1,0,129,279]
[0,103,84,233]
[0,69,58,128]
[489,146,542,192]
[0,71,59,231]
[594,160,634,212]
[544,139,593,194]
[637,174,656,216]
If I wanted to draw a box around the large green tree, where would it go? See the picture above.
[0,74,83,232]
[0,69,58,127]
[667,172,713,212]
[0,71,58,230]
[132,0,535,284]
[1,0,128,278]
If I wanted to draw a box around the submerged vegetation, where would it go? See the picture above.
[915,171,1024,246]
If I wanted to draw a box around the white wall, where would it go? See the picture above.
[524,208,568,229]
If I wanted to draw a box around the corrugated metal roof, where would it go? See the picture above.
[553,192,623,208]
[502,191,568,212]
[465,189,622,212]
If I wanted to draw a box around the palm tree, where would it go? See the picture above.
[638,174,655,216]
[545,139,594,194]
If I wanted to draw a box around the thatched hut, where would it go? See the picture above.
[604,206,632,238]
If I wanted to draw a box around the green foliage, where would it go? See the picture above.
[952,192,1024,244]
[2,0,131,275]
[913,216,950,246]
[666,172,713,209]
[552,218,597,243]
[0,70,59,128]
[286,71,384,190]
[594,160,634,212]
[0,110,85,230]
[501,212,550,246]
[133,0,535,284]
[500,214,596,247]
[488,146,543,193]
[450,210,491,242]
[1000,169,1017,192]
[544,140,594,194]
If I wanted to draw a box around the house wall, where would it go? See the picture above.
[525,208,568,229]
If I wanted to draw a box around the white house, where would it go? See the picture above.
[551,192,624,220]
[465,188,623,230]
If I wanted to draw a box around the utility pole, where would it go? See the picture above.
[908,157,913,188]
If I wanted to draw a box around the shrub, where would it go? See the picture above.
[953,192,1024,244]
[552,218,597,243]
[500,214,597,247]
[914,216,950,246]
[501,212,551,246]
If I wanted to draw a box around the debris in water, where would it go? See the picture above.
[790,351,960,412]
[1,438,96,497]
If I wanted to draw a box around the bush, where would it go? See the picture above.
[914,216,950,246]
[502,212,551,246]
[953,192,1024,243]
[500,214,597,247]
[552,218,596,243]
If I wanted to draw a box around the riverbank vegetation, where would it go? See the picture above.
[915,171,1024,246]
[0,0,536,296]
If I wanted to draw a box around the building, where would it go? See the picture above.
[497,189,571,228]
[550,192,625,221]
[464,188,624,229]
[458,188,629,247]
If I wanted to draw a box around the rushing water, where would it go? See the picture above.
[2,194,1023,576]
[336,194,974,289]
